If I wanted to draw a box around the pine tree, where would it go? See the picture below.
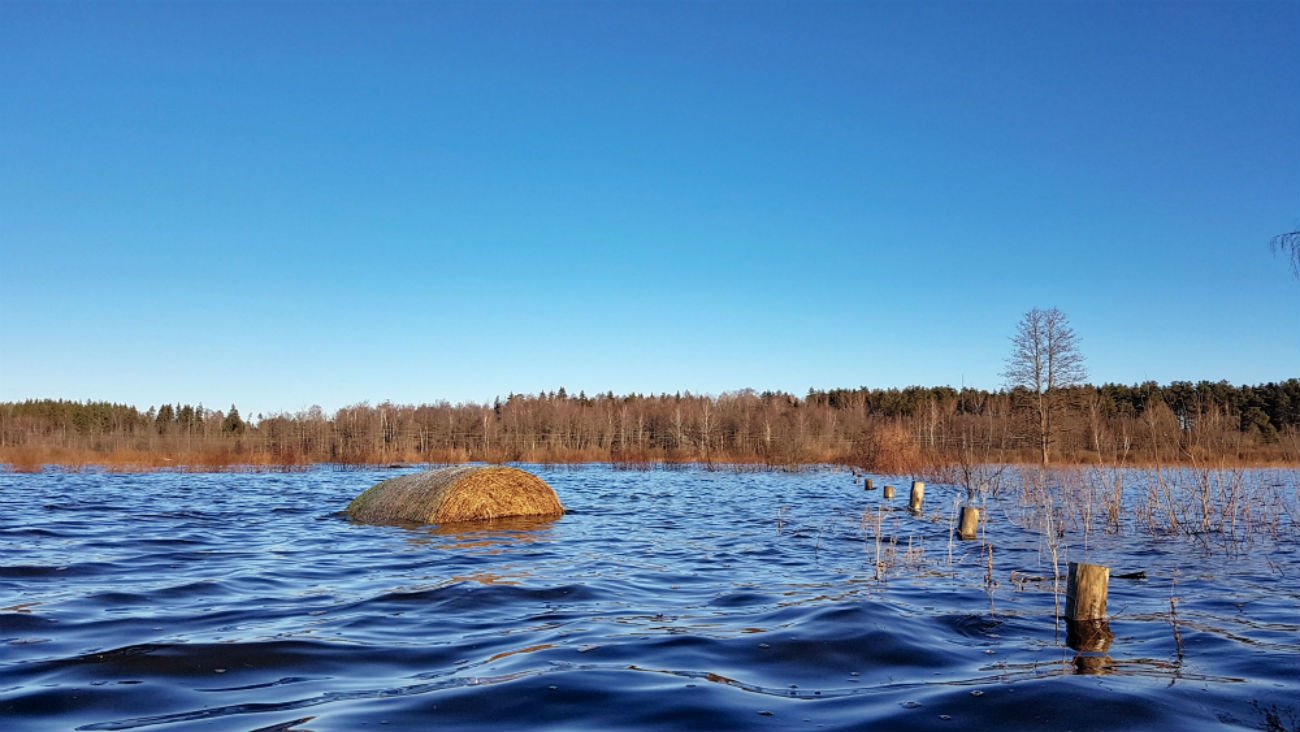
[223,404,245,434]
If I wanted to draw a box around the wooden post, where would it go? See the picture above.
[1066,619,1113,653]
[1065,562,1110,621]
[908,481,924,512]
[865,478,874,491]
[883,485,895,500]
[958,506,980,540]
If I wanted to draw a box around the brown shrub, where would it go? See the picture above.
[860,422,923,475]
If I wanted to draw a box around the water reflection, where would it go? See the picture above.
[1067,618,1114,653]
[449,572,522,586]
[988,657,1240,683]
[1072,653,1114,675]
[404,515,563,551]
[487,643,555,663]
[1067,618,1115,675]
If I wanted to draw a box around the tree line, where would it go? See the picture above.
[1,379,1297,470]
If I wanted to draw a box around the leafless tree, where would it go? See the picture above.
[1003,307,1087,464]
[1271,229,1300,279]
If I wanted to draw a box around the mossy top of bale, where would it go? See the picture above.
[346,465,564,525]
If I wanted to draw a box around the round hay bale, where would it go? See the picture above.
[346,466,564,525]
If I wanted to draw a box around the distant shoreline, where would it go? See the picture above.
[4,382,1298,473]
[4,453,1298,475]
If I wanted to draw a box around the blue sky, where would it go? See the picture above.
[2,1,1297,416]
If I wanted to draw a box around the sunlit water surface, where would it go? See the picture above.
[2,466,1297,731]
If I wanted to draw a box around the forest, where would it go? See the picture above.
[1,379,1297,471]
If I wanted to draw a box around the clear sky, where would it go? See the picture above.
[2,1,1297,417]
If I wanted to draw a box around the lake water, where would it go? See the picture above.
[2,466,1297,731]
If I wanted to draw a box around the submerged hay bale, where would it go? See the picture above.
[347,466,564,525]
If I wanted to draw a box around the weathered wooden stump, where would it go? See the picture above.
[865,478,875,491]
[958,505,980,540]
[1065,562,1110,621]
[883,485,895,500]
[908,481,925,512]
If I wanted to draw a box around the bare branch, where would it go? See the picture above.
[1271,230,1300,279]
[1003,307,1087,463]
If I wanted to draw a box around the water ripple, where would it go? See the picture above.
[0,466,1296,731]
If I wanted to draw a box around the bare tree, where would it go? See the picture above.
[1003,307,1087,464]
[1271,229,1300,278]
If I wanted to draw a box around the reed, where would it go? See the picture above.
[862,503,888,580]
[858,422,923,475]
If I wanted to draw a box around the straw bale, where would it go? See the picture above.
[347,466,564,525]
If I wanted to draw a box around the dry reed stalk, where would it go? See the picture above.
[1088,462,1126,533]
[874,509,884,580]
[1,446,49,473]
[347,465,565,525]
[1170,571,1184,664]
[861,503,888,580]
[901,534,925,569]
[861,422,923,475]
[1015,466,1067,625]
[947,498,957,566]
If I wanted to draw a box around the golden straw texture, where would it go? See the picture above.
[346,466,564,525]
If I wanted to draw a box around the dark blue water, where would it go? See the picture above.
[2,466,1297,731]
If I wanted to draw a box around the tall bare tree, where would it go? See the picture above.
[1003,307,1087,464]
[1271,229,1300,278]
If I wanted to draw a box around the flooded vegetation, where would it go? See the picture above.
[3,465,1297,731]
[6,3,1296,728]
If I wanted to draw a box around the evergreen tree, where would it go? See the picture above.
[223,404,245,434]
[155,404,175,434]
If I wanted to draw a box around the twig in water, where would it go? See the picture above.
[1170,570,1184,665]
[985,541,998,617]
[948,498,958,567]
[865,503,886,581]
[1251,701,1300,732]
[985,542,996,588]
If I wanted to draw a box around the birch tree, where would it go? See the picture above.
[1003,307,1087,464]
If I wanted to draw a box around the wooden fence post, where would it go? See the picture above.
[908,481,925,512]
[958,506,980,540]
[1065,562,1109,621]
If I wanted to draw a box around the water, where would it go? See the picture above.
[2,466,1297,731]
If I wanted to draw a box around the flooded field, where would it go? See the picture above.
[2,465,1297,731]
